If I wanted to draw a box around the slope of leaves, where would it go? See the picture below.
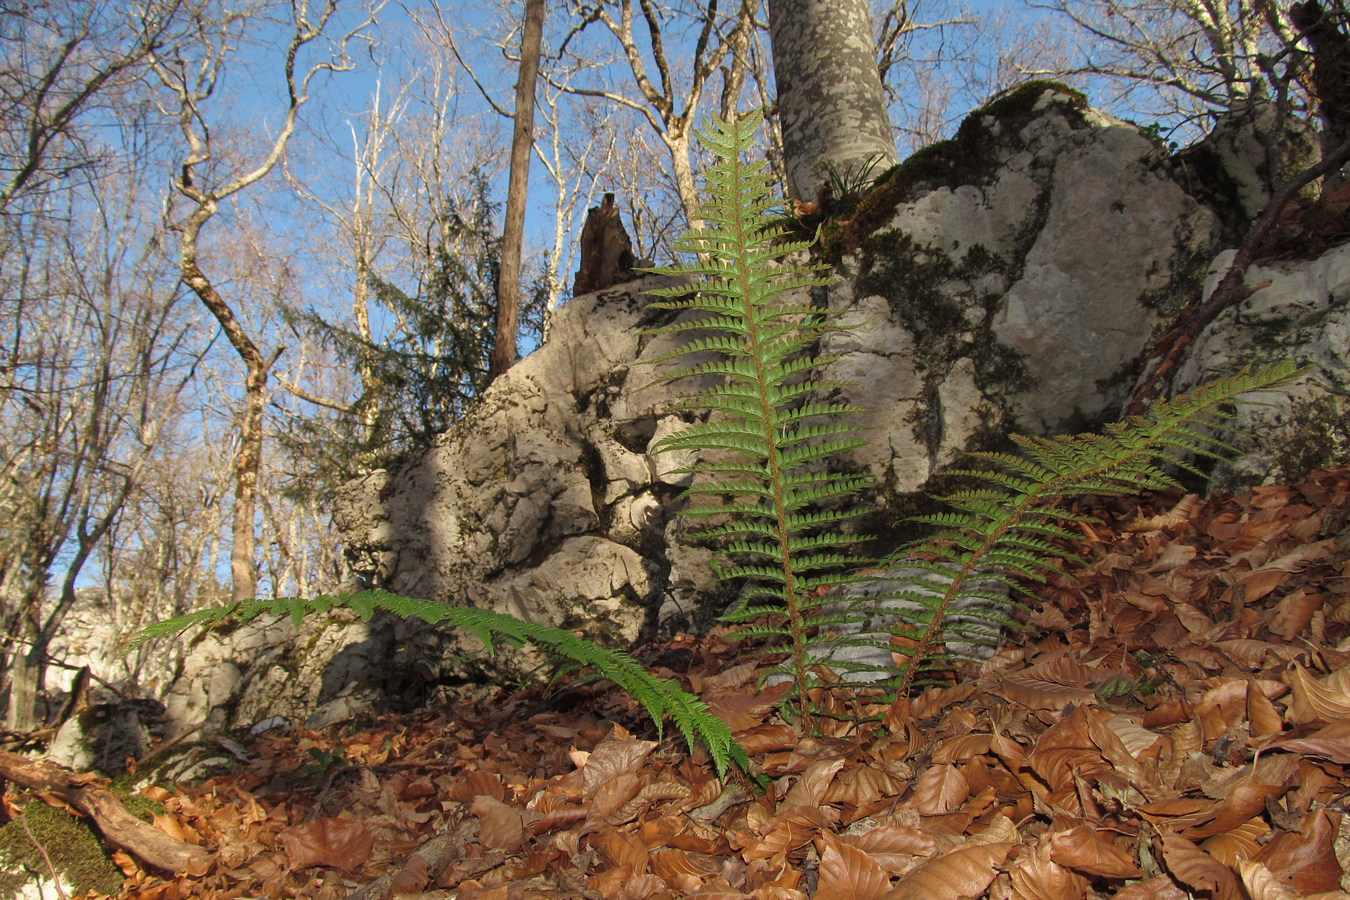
[61,467,1350,899]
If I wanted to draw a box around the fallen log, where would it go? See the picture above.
[0,748,212,875]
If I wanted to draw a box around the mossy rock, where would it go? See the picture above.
[0,801,123,897]
[821,80,1090,263]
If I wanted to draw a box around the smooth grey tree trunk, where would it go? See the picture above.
[766,0,899,203]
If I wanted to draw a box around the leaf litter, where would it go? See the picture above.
[83,467,1350,897]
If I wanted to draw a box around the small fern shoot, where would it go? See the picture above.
[132,591,748,779]
[643,110,876,717]
[880,360,1307,696]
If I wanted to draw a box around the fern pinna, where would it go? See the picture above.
[133,591,748,779]
[876,360,1307,697]
[643,110,877,716]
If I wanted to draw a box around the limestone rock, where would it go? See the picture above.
[153,89,1345,737]
[1167,242,1350,491]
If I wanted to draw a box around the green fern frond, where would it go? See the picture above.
[882,360,1306,696]
[642,111,877,716]
[132,590,748,780]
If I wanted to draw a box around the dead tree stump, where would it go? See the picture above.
[573,193,638,297]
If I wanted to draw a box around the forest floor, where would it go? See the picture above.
[53,468,1350,897]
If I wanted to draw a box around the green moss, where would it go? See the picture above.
[110,778,167,823]
[0,801,124,897]
[1275,394,1350,480]
[821,80,1090,262]
[853,230,1031,406]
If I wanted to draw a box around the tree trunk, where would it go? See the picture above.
[489,0,545,384]
[766,0,899,203]
[179,202,278,604]
[666,127,704,235]
[1291,1,1350,192]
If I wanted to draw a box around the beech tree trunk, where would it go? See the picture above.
[490,0,545,383]
[766,0,899,203]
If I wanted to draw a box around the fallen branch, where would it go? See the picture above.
[345,810,470,900]
[1126,131,1350,416]
[0,749,212,875]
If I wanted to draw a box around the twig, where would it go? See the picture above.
[0,749,212,874]
[1126,131,1350,415]
[19,805,69,900]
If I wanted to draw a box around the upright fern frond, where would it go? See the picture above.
[133,591,748,779]
[644,111,877,716]
[875,360,1308,696]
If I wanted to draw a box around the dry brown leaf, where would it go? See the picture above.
[1285,663,1350,725]
[909,684,976,719]
[1160,832,1244,900]
[651,847,718,892]
[814,831,892,900]
[912,764,969,816]
[1006,838,1089,900]
[932,734,993,764]
[1101,714,1162,760]
[1270,589,1330,640]
[782,757,846,807]
[884,839,1016,900]
[845,826,930,857]
[1201,817,1268,868]
[1239,858,1302,900]
[590,825,649,883]
[471,794,526,852]
[1269,719,1350,763]
[587,771,644,825]
[1048,824,1143,878]
[995,658,1103,712]
[824,766,905,820]
[277,815,374,872]
[579,728,658,799]
[1026,706,1112,796]
[734,724,798,754]
[1253,808,1345,892]
[1247,679,1286,737]
[744,804,826,862]
[1111,875,1191,899]
[1185,755,1298,839]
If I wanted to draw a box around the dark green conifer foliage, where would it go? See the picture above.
[279,172,548,499]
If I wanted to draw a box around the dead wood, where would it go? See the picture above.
[0,748,212,875]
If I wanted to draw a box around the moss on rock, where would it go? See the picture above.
[0,801,123,897]
[821,81,1090,261]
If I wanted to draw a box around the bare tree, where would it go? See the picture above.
[0,0,187,214]
[148,0,377,604]
[0,167,202,729]
[548,0,759,230]
[1026,0,1310,138]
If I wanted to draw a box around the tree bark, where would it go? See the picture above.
[178,203,280,604]
[490,0,546,384]
[766,0,899,203]
[1291,1,1350,192]
[0,749,213,874]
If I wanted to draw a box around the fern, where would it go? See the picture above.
[645,112,1307,708]
[878,360,1307,696]
[643,110,876,718]
[132,590,748,779]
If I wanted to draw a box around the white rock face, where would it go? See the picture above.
[1170,242,1350,491]
[153,89,1346,737]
